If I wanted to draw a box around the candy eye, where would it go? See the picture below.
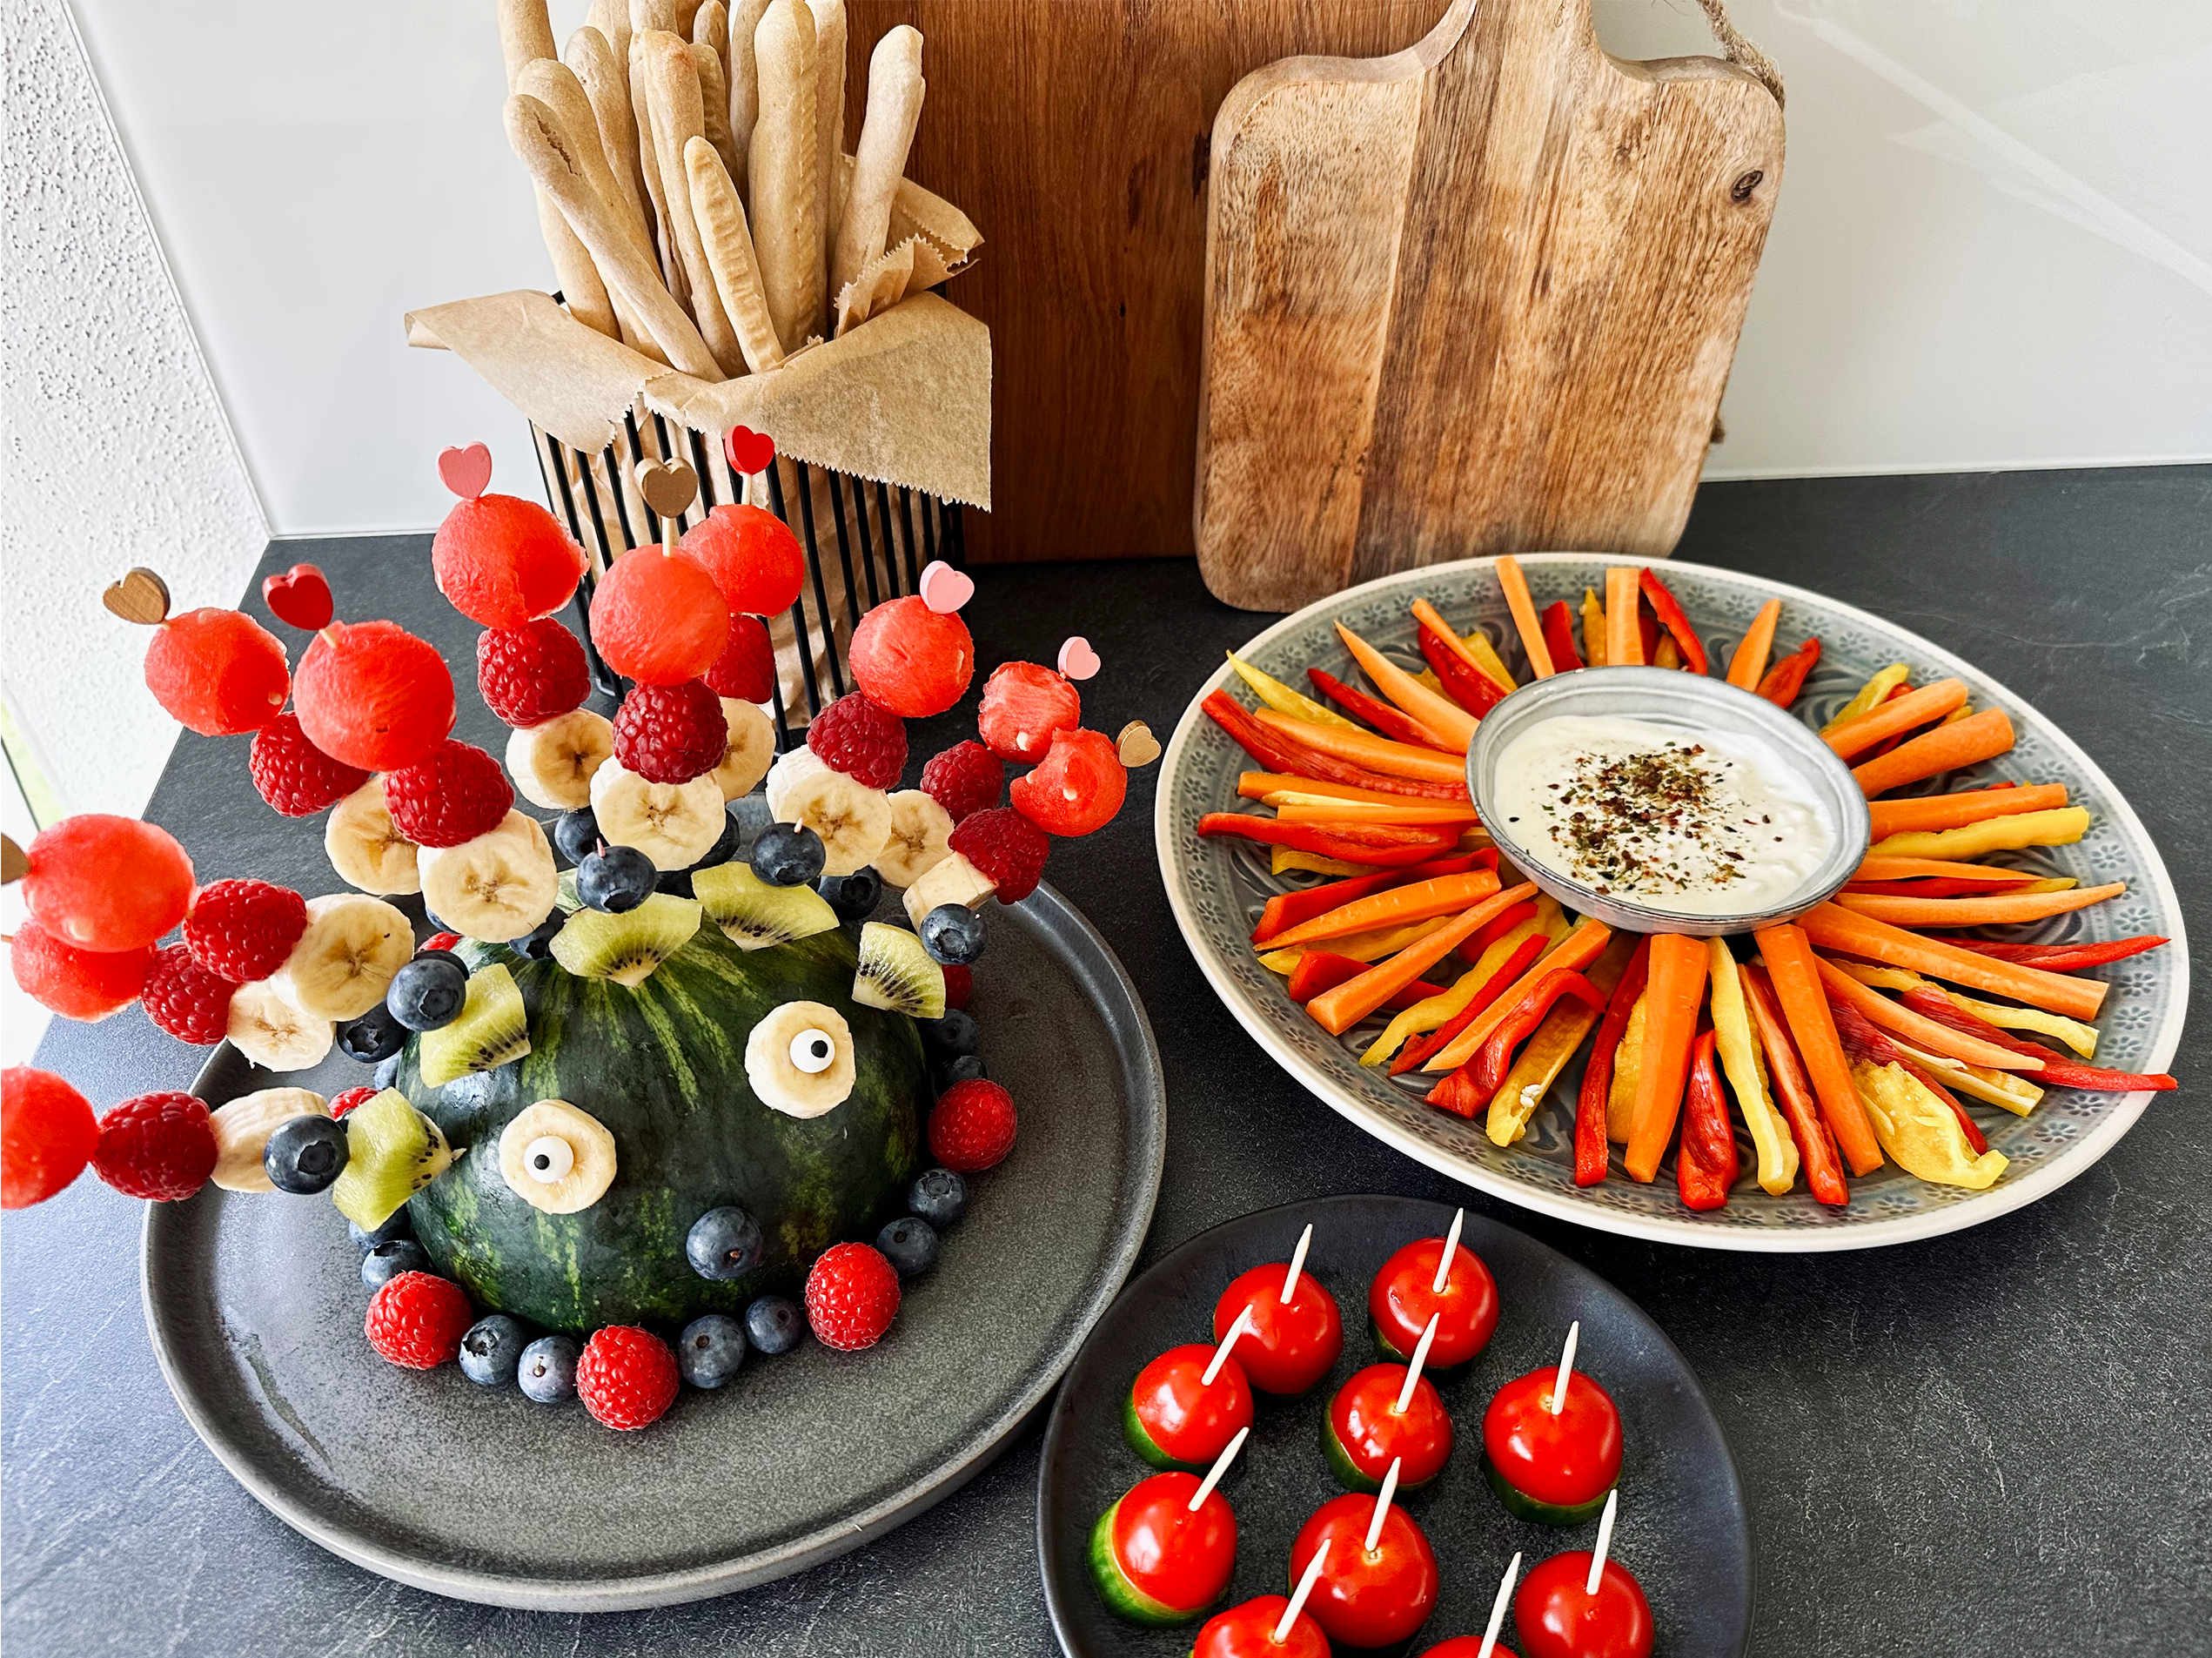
[788,1029,838,1073]
[498,1099,617,1213]
[522,1135,574,1184]
[746,1001,855,1118]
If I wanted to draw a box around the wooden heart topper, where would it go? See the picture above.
[1116,721,1162,769]
[102,567,171,626]
[635,457,700,520]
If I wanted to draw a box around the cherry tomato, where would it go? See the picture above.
[1327,1363,1454,1489]
[1214,1264,1343,1395]
[1369,1237,1499,1369]
[1482,1368,1622,1519]
[1109,1471,1238,1615]
[1289,1492,1440,1650]
[1190,1596,1331,1658]
[1127,1344,1255,1470]
[1513,1551,1653,1658]
[1421,1640,1523,1658]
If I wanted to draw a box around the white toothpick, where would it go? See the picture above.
[1277,1539,1331,1645]
[1203,1306,1256,1388]
[1585,1488,1619,1596]
[1431,1207,1465,1296]
[1187,1425,1250,1513]
[1474,1552,1523,1658]
[1364,1458,1402,1554]
[1549,1319,1581,1416]
[1394,1312,1441,1414]
[1281,1223,1314,1306]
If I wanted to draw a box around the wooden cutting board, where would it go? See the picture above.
[1195,0,1783,609]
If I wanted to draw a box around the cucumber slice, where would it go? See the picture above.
[1123,1389,1204,1474]
[1480,1453,1615,1526]
[1087,1497,1207,1627]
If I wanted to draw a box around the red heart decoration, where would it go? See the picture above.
[724,426,776,475]
[263,563,334,630]
[438,442,493,500]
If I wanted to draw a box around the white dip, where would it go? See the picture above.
[1490,715,1832,917]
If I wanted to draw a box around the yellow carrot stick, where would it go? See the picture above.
[1867,806,2087,860]
[1494,556,1554,678]
[1333,621,1479,751]
[1225,652,1356,728]
[1726,599,1781,690]
[1580,588,1608,668]
[1820,664,1912,735]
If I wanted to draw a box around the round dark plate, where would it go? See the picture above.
[144,883,1164,1610]
[1037,1195,1751,1657]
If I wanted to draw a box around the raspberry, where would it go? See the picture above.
[928,1077,1017,1172]
[589,549,730,686]
[432,493,588,627]
[294,620,456,771]
[941,962,972,1011]
[1010,727,1129,837]
[365,1271,476,1370]
[680,503,806,617]
[976,661,1081,763]
[383,741,515,847]
[422,931,462,954]
[90,1091,218,1201]
[612,681,729,784]
[575,1325,680,1429]
[249,713,371,816]
[919,741,1003,822]
[329,1085,378,1119]
[23,814,195,951]
[948,808,1049,903]
[804,1242,902,1352]
[477,619,590,727]
[10,920,151,1020]
[143,607,291,736]
[702,613,776,703]
[184,878,309,983]
[848,596,975,717]
[808,693,907,789]
[3,1068,99,1209]
[141,944,238,1045]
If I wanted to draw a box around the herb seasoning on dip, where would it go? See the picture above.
[1491,715,1830,916]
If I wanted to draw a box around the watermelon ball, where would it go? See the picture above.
[1010,727,1129,837]
[589,548,730,685]
[2,1068,100,1209]
[294,620,457,771]
[23,814,194,951]
[143,607,290,735]
[9,920,152,1021]
[848,596,975,717]
[680,503,806,617]
[432,493,589,626]
[976,661,1082,763]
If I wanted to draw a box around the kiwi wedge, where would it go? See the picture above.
[852,921,946,1019]
[419,963,532,1088]
[330,1087,454,1230]
[692,862,839,950]
[549,891,702,987]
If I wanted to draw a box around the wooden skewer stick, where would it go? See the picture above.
[1363,1458,1402,1554]
[1281,1222,1314,1306]
[1474,1551,1524,1658]
[1203,1306,1256,1388]
[1186,1425,1250,1513]
[1394,1312,1441,1414]
[1277,1540,1331,1644]
[1549,1319,1580,1416]
[1585,1487,1619,1596]
[1431,1206,1465,1295]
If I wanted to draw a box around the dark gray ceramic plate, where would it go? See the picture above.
[1037,1195,1750,1657]
[143,882,1164,1611]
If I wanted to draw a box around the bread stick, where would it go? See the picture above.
[497,0,558,88]
[629,0,679,34]
[690,42,741,184]
[686,136,785,373]
[565,25,652,238]
[693,0,728,67]
[627,33,687,303]
[588,0,630,68]
[749,0,822,350]
[806,0,847,290]
[674,0,707,32]
[518,57,663,355]
[726,0,774,201]
[536,194,620,339]
[832,25,923,305]
[642,31,747,375]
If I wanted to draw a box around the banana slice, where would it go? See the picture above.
[507,708,615,810]
[713,698,776,802]
[325,777,420,896]
[744,1000,856,1118]
[226,979,335,1071]
[875,789,954,888]
[902,850,998,929]
[211,1086,329,1192]
[762,743,827,822]
[418,811,560,942]
[772,757,894,878]
[497,1098,618,1214]
[272,894,415,1021]
[589,762,727,870]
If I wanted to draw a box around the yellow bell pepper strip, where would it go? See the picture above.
[1867,805,2089,860]
[1264,871,1514,953]
[1422,917,1614,1073]
[1604,567,1644,666]
[1580,588,1608,667]
[1853,708,2015,796]
[1305,668,1457,749]
[1820,664,1913,734]
[1827,997,1990,1154]
[1739,965,1851,1205]
[1676,1030,1740,1210]
[1377,929,1548,1073]
[1754,636,1821,707]
[1606,992,1649,1143]
[1271,848,1376,878]
[1253,710,1468,785]
[1864,782,2068,841]
[1753,923,1885,1176]
[1810,957,2046,1072]
[1334,621,1480,752]
[1225,651,1356,728]
[1637,569,1711,675]
[1824,678,1969,759]
[1306,901,1505,1036]
[1652,632,1683,670]
[1799,900,2107,1021]
[1887,1040,2046,1117]
[1725,599,1782,690]
[1575,936,1651,1183]
[1621,933,1709,1183]
[1834,881,2126,930]
[1463,631,1519,696]
[1824,959,2099,1058]
[1706,937,1798,1196]
[1486,932,1640,1147]
[1487,560,1552,675]
[1849,1059,2009,1191]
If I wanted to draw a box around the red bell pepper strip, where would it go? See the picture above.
[1464,969,1607,1096]
[1755,638,1822,708]
[1306,668,1452,749]
[1203,691,1469,801]
[1918,934,2168,971]
[1573,936,1652,1185]
[1251,853,1488,943]
[1285,952,1450,1010]
[1391,934,1545,1078]
[1196,812,1459,869]
[1460,898,1538,963]
[1827,999,1990,1154]
[1677,1029,1739,1210]
[1897,990,2178,1091]
[1416,626,1508,716]
[1540,601,1584,672]
[1740,965,1851,1205]
[1638,569,1711,676]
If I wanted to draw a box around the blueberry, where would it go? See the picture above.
[386,954,468,1031]
[336,1004,406,1064]
[656,868,695,898]
[578,844,657,912]
[921,903,985,965]
[553,807,602,867]
[920,1010,980,1062]
[750,822,826,887]
[686,1205,766,1280]
[677,1313,748,1389]
[876,1215,940,1279]
[727,794,774,853]
[459,1315,526,1386]
[263,1115,350,1194]
[694,808,744,871]
[361,1238,429,1289]
[519,911,566,957]
[936,1053,989,1089]
[350,1208,413,1252]
[744,1294,804,1356]
[518,1334,580,1404]
[817,867,882,923]
[371,1055,403,1092]
[908,1167,969,1231]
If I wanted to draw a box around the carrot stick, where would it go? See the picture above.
[1605,567,1644,667]
[1620,933,1708,1183]
[1739,964,1850,1204]
[1334,622,1479,752]
[1852,856,2048,884]
[1753,923,1884,1176]
[1867,808,2088,861]
[1203,691,1468,800]
[1809,956,2042,1073]
[1263,872,1513,951]
[1306,668,1457,749]
[1273,798,1483,827]
[1240,772,1417,808]
[1845,878,2044,899]
[1305,902,1503,1036]
[1834,882,2124,929]
[1865,782,2069,841]
[1494,558,1553,678]
[1250,853,1486,943]
[1799,902,2106,1020]
[1422,916,1613,1071]
[1823,678,1968,759]
[1726,599,1781,690]
[1852,708,2014,796]
[1254,710,1467,784]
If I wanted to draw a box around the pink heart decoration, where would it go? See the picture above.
[262,563,334,630]
[724,426,776,474]
[437,442,493,500]
[918,560,975,614]
[1057,635,1102,681]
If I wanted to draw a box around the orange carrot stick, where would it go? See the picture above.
[1605,567,1643,667]
[1726,599,1781,690]
[1621,934,1708,1183]
[1254,710,1467,784]
[1809,956,2042,1073]
[1833,882,2124,929]
[1823,678,1968,759]
[1264,872,1513,950]
[1852,708,2014,797]
[1865,782,2068,840]
[1798,901,2106,1021]
[1334,622,1479,752]
[1422,916,1613,1071]
[1852,856,2045,884]
[1305,901,1502,1036]
[1240,773,1418,807]
[1494,557,1554,679]
[1753,923,1883,1176]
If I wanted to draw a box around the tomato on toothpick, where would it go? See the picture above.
[1126,1307,1257,1472]
[1514,1492,1653,1658]
[1420,1548,1526,1658]
[1213,1223,1344,1396]
[1370,1207,1498,1371]
[1191,1536,1335,1658]
[1089,1427,1247,1626]
[1482,1322,1623,1526]
[1288,1459,1440,1650]
[1325,1312,1454,1491]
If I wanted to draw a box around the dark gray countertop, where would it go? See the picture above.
[7,466,2207,1656]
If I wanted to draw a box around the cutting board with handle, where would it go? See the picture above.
[1196,0,1784,610]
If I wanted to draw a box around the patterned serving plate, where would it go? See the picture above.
[1155,555,2189,1250]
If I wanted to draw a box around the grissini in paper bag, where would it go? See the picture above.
[641,30,746,374]
[518,57,661,356]
[835,235,914,339]
[564,25,653,245]
[832,25,924,308]
[726,0,774,200]
[690,41,741,185]
[750,0,823,351]
[808,0,848,281]
[588,0,630,70]
[627,32,687,305]
[687,136,786,373]
[834,153,982,269]
[501,0,618,339]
